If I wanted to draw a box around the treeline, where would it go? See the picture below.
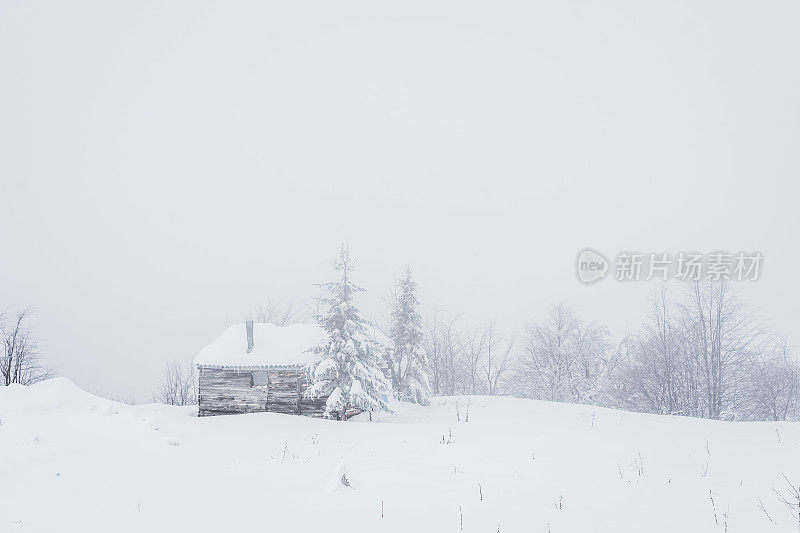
[241,250,798,421]
[422,282,798,422]
[245,250,797,421]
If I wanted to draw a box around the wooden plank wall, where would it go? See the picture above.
[198,366,327,417]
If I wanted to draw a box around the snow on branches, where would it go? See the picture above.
[305,245,392,420]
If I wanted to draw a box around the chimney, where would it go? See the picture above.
[246,320,254,353]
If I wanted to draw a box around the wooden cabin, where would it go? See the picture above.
[194,321,328,417]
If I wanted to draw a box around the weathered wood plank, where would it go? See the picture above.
[198,366,325,417]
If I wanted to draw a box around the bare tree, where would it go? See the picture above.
[423,315,514,397]
[682,280,763,419]
[741,339,798,421]
[461,326,487,395]
[424,312,462,396]
[154,361,197,406]
[252,301,303,326]
[1,309,52,386]
[481,323,514,396]
[517,304,611,404]
[518,304,579,402]
[613,285,700,416]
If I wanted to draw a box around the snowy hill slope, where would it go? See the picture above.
[1,378,799,532]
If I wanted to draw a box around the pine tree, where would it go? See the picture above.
[385,267,431,404]
[305,245,392,420]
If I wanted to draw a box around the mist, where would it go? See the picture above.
[1,0,798,401]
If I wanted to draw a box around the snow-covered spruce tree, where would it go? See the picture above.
[305,246,392,420]
[384,267,430,404]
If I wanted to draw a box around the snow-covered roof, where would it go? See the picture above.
[194,323,326,368]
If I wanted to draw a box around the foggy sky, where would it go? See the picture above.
[2,0,798,401]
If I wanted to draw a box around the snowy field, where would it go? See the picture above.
[1,378,799,532]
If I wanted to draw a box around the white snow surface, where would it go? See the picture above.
[2,378,800,532]
[193,323,326,367]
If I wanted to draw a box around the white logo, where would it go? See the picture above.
[576,248,609,284]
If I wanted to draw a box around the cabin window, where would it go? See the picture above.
[252,371,268,387]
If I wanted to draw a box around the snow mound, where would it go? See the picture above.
[0,377,114,411]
